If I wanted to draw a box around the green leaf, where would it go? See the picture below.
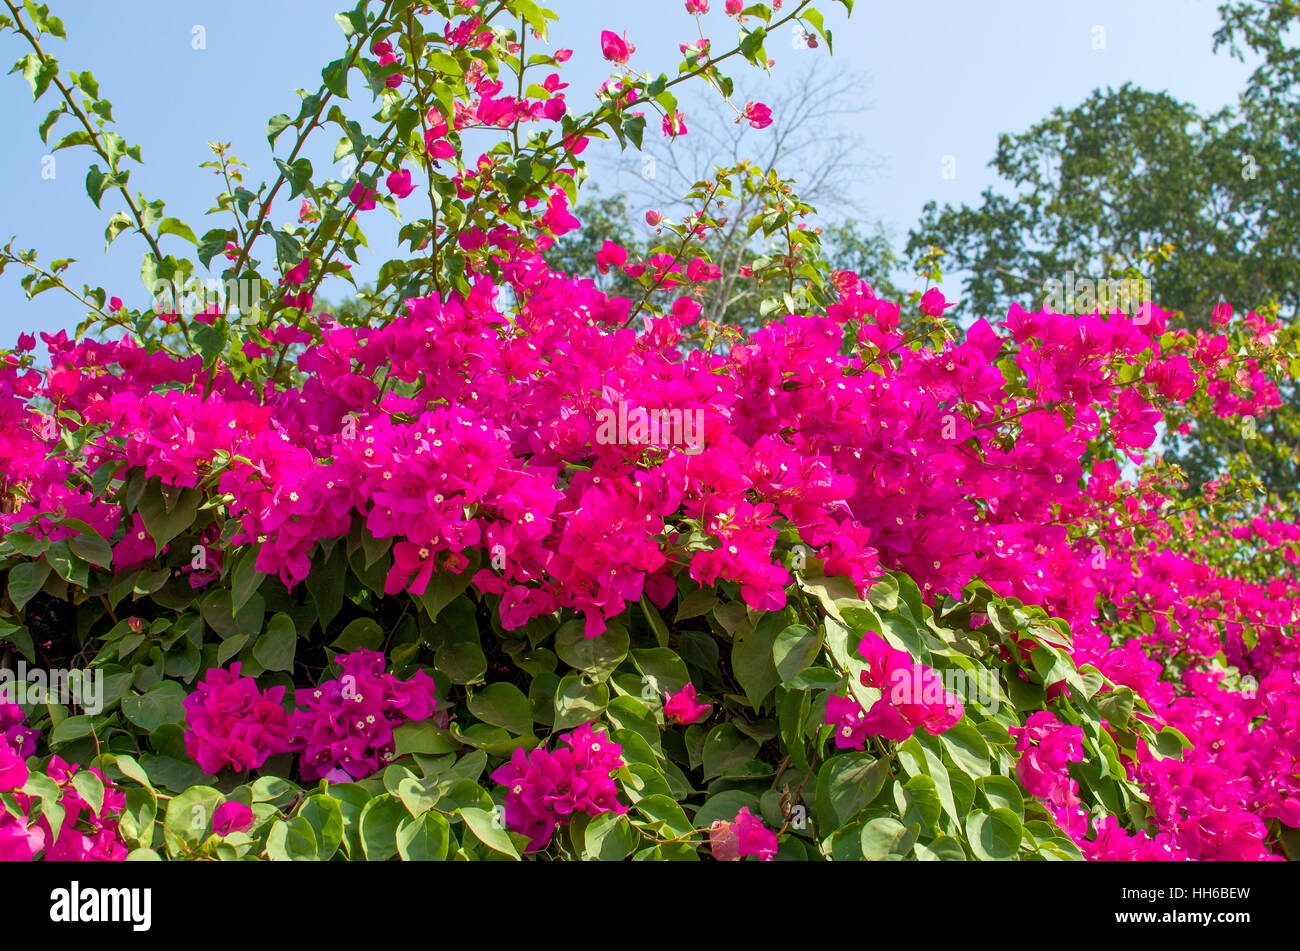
[105,211,133,248]
[117,785,157,849]
[553,673,608,729]
[137,481,200,555]
[7,560,50,610]
[297,794,344,860]
[1153,725,1192,760]
[467,682,532,735]
[966,808,1023,860]
[555,619,628,680]
[434,638,486,684]
[1097,687,1135,729]
[414,554,480,621]
[701,723,759,780]
[336,609,389,660]
[694,789,761,832]
[266,113,294,146]
[640,595,669,647]
[819,752,890,826]
[71,770,105,816]
[733,612,783,708]
[253,612,297,672]
[772,624,821,683]
[157,217,197,244]
[393,721,459,756]
[38,104,64,143]
[860,816,916,860]
[914,834,966,861]
[396,811,451,860]
[629,648,689,698]
[163,786,224,855]
[68,530,111,568]
[266,817,318,861]
[978,775,1024,820]
[121,681,188,731]
[23,772,65,840]
[940,719,990,778]
[229,544,265,614]
[307,543,348,633]
[52,129,94,151]
[460,806,519,858]
[111,753,154,790]
[359,793,406,861]
[583,812,638,860]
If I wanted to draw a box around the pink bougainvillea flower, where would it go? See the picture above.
[290,650,437,783]
[384,540,439,596]
[710,807,778,861]
[600,30,635,64]
[743,101,773,129]
[919,287,956,317]
[283,258,310,286]
[491,723,626,851]
[387,168,415,198]
[283,290,314,311]
[663,683,711,725]
[596,240,628,274]
[349,182,378,210]
[825,633,964,743]
[183,663,294,775]
[662,110,688,138]
[213,801,255,836]
[0,743,28,792]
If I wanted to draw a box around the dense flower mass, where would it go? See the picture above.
[4,254,1298,859]
[2,0,1298,865]
[489,723,627,851]
[183,652,436,783]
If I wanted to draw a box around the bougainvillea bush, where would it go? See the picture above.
[1,0,1298,861]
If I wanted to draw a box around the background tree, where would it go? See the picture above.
[906,1,1300,501]
[546,60,907,328]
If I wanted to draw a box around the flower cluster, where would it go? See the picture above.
[183,662,294,775]
[291,650,438,782]
[489,723,627,852]
[39,757,129,861]
[827,633,965,745]
[1010,712,1084,808]
[182,652,435,782]
[0,702,36,791]
[709,806,779,861]
[0,705,126,860]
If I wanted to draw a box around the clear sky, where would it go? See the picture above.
[0,0,1257,340]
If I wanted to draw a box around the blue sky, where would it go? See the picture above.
[0,0,1256,339]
